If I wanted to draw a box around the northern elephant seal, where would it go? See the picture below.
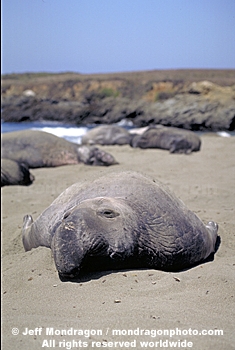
[22,171,218,278]
[1,158,34,187]
[131,126,201,154]
[81,125,132,146]
[1,130,118,168]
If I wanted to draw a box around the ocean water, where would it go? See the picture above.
[1,121,97,144]
[1,120,233,143]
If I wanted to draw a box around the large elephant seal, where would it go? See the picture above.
[81,125,132,146]
[1,130,118,168]
[1,158,34,187]
[22,171,218,278]
[131,126,201,154]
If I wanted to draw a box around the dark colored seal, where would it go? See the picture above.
[81,125,132,146]
[22,171,218,278]
[1,130,118,168]
[1,158,34,187]
[131,126,201,154]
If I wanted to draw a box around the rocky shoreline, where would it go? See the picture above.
[2,70,235,131]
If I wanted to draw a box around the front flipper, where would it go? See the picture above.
[206,221,218,253]
[22,215,34,251]
[22,214,51,251]
[23,214,33,229]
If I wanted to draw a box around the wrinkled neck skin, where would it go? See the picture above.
[51,197,139,278]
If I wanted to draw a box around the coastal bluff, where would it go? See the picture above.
[2,69,235,131]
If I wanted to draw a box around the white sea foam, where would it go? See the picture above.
[32,126,88,144]
[216,131,231,138]
[117,119,134,127]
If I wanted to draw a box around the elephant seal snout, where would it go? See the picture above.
[51,197,138,277]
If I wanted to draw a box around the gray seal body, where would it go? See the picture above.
[131,126,201,154]
[22,171,218,277]
[2,130,118,168]
[1,158,34,187]
[81,125,132,146]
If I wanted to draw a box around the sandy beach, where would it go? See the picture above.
[2,134,235,350]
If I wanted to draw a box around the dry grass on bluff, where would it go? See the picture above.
[2,69,235,102]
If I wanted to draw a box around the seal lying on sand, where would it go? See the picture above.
[131,126,201,154]
[1,130,118,168]
[22,171,218,278]
[1,158,34,187]
[81,125,132,146]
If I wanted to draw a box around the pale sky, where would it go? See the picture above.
[1,0,235,74]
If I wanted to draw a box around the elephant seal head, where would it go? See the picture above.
[51,197,138,277]
[76,146,118,166]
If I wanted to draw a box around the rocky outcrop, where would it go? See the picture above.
[1,72,235,131]
[130,84,235,131]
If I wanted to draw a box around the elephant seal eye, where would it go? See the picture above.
[98,208,120,218]
[63,211,71,219]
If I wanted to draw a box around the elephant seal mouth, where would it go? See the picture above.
[58,267,80,279]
